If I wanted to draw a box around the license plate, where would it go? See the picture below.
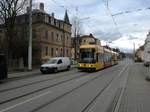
[42,67,47,70]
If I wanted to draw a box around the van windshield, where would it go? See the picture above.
[46,59,58,64]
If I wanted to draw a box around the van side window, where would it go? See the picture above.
[57,59,62,64]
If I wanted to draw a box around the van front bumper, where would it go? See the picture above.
[40,67,57,73]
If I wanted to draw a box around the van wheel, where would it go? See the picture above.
[67,66,70,70]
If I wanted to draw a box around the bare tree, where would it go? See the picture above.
[0,0,27,66]
[71,16,83,59]
[71,16,82,38]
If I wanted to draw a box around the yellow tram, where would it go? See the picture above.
[78,44,118,72]
[78,44,104,71]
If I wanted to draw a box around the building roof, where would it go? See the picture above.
[64,10,70,24]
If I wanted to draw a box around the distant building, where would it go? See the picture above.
[143,31,150,64]
[135,45,144,62]
[80,34,101,45]
[0,3,72,66]
[71,34,101,59]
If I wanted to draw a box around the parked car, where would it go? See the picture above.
[40,57,71,74]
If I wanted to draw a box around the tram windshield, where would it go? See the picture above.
[80,48,95,63]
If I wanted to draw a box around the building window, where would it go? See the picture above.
[60,48,63,57]
[67,49,69,56]
[56,48,58,56]
[51,32,54,40]
[45,46,48,56]
[45,31,48,39]
[49,48,51,56]
[51,48,53,57]
[66,36,69,42]
[56,33,59,41]
[61,35,63,41]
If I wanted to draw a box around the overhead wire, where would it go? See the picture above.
[51,0,96,34]
[112,7,150,16]
[103,0,122,37]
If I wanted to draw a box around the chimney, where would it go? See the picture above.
[51,12,55,17]
[40,3,44,11]
[26,7,30,13]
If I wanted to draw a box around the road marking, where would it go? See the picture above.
[0,91,52,112]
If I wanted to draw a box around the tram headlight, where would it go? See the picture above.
[89,65,94,67]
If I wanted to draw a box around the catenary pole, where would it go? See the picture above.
[28,0,32,70]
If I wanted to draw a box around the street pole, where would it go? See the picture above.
[28,0,32,70]
[63,23,65,57]
[133,42,135,60]
[74,30,77,60]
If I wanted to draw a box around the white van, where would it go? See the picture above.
[40,57,71,74]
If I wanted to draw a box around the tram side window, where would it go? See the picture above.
[103,54,107,62]
[109,54,112,61]
[107,55,110,62]
[96,53,98,62]
[100,54,104,61]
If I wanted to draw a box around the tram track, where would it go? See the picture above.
[81,65,128,112]
[28,64,126,112]
[0,71,89,105]
[0,69,79,93]
[28,65,123,112]
[0,64,122,112]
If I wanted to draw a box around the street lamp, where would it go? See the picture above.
[28,0,32,70]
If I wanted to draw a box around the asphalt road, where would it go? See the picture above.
[0,59,132,112]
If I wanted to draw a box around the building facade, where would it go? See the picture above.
[144,31,150,64]
[0,3,72,66]
[135,46,144,62]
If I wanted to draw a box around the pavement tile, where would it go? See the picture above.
[118,63,150,112]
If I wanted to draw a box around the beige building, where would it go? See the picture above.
[135,46,144,62]
[80,34,101,45]
[0,3,72,66]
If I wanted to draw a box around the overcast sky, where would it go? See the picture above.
[33,0,150,52]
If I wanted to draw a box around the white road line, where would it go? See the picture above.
[0,91,52,112]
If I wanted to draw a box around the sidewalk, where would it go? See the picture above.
[118,63,150,112]
[8,69,40,79]
[7,65,77,79]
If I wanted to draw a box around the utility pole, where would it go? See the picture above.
[63,23,65,57]
[28,0,32,70]
[133,42,135,56]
